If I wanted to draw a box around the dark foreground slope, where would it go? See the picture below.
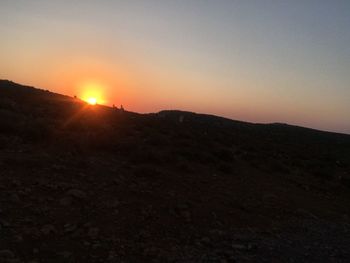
[0,80,350,262]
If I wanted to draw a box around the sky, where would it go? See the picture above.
[1,0,349,134]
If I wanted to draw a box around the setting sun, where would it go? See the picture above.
[79,81,106,106]
[86,97,97,105]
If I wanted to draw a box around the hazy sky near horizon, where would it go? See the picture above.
[1,0,349,133]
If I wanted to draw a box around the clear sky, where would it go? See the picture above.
[1,0,349,133]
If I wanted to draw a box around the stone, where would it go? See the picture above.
[180,211,192,222]
[10,193,20,203]
[57,251,72,259]
[66,189,87,199]
[108,250,118,261]
[64,223,77,233]
[0,250,15,259]
[88,227,99,239]
[41,224,57,235]
[232,244,247,250]
[14,235,23,243]
[60,196,72,206]
[111,200,120,208]
[0,219,11,228]
[177,203,190,210]
[200,237,211,245]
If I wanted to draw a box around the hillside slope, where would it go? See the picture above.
[1,80,350,262]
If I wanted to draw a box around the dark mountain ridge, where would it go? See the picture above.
[0,80,350,262]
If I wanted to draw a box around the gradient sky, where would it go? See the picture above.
[1,0,349,133]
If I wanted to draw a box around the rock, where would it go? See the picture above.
[72,228,85,238]
[14,235,23,243]
[10,193,20,203]
[200,237,211,245]
[143,246,159,257]
[52,164,66,171]
[180,210,192,222]
[41,224,57,235]
[111,200,120,208]
[0,219,11,228]
[79,172,87,178]
[138,230,151,239]
[232,244,248,250]
[92,242,102,249]
[11,180,21,187]
[108,250,117,261]
[66,189,87,199]
[64,223,77,233]
[88,227,99,239]
[0,250,15,259]
[296,209,319,220]
[57,251,72,259]
[177,203,190,210]
[59,196,72,206]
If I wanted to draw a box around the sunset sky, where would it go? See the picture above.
[1,1,349,133]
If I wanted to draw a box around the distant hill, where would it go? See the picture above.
[1,79,350,262]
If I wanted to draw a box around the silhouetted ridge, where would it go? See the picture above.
[1,80,350,262]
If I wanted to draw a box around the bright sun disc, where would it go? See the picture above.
[87,97,97,105]
[79,81,106,105]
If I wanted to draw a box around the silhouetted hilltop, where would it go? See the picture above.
[1,80,350,262]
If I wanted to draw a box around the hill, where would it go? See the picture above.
[0,80,350,262]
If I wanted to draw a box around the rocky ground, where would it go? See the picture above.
[0,80,350,262]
